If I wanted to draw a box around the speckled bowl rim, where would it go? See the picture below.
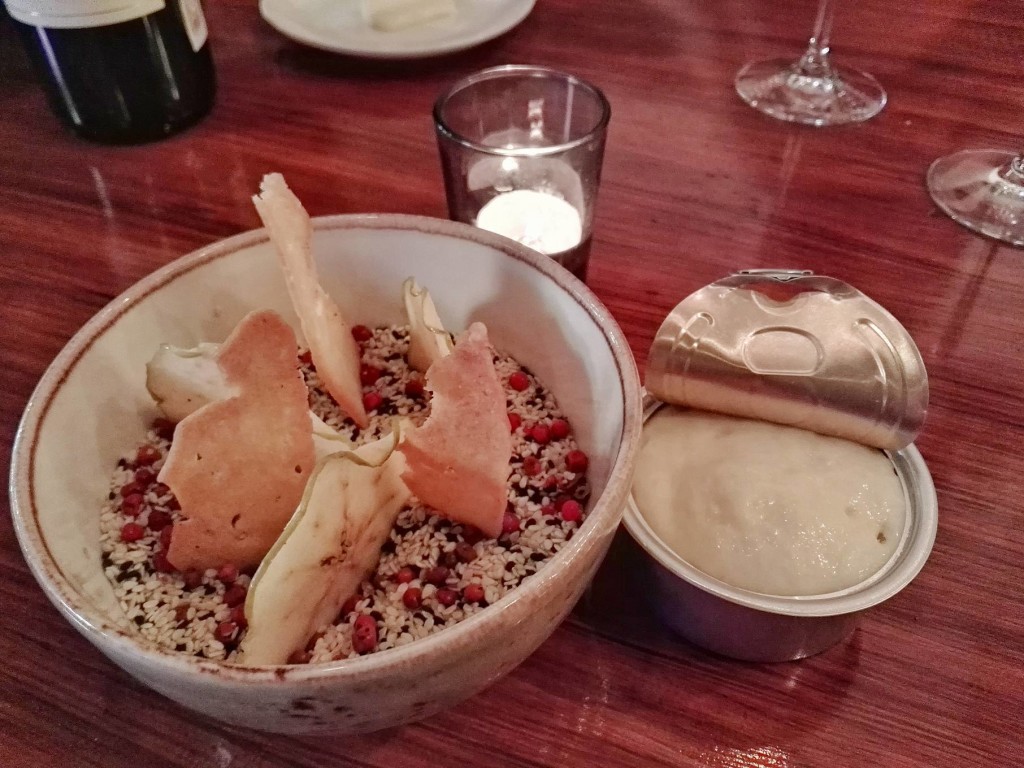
[622,395,938,617]
[10,213,643,684]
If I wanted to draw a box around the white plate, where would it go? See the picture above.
[259,0,536,59]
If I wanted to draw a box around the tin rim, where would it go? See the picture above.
[621,396,938,618]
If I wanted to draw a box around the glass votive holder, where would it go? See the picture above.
[433,65,611,281]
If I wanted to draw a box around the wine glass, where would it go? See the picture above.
[735,0,886,126]
[926,150,1024,247]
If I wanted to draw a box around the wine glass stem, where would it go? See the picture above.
[797,0,837,77]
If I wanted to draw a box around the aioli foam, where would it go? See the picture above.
[632,408,907,596]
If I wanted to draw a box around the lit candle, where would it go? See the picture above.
[474,189,583,255]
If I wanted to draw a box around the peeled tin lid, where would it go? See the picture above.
[645,270,929,450]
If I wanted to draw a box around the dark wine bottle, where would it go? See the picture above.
[6,0,215,144]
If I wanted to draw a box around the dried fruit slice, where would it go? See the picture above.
[398,322,511,537]
[403,277,453,373]
[310,411,353,459]
[252,173,368,427]
[159,310,315,571]
[239,426,410,666]
[146,342,233,423]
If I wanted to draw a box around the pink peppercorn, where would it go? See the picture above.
[351,325,373,342]
[135,444,161,466]
[530,424,551,445]
[360,364,382,386]
[121,493,144,517]
[560,500,583,523]
[454,542,478,563]
[147,509,172,532]
[153,551,176,573]
[352,614,378,654]
[403,587,423,609]
[550,418,571,439]
[183,570,204,590]
[423,566,449,586]
[230,605,248,631]
[120,522,145,542]
[508,412,522,432]
[463,584,485,604]
[521,456,542,477]
[151,419,176,442]
[120,481,145,499]
[217,563,239,584]
[223,584,247,608]
[133,468,156,486]
[461,525,485,544]
[508,371,530,391]
[565,450,589,474]
[363,391,383,412]
[395,567,416,584]
[436,588,458,607]
[405,378,425,398]
[502,511,521,534]
[214,621,238,645]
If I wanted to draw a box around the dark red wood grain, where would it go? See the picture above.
[1,1,1022,765]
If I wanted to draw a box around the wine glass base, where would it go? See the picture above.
[735,57,886,127]
[927,150,1024,247]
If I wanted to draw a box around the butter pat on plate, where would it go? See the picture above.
[361,0,458,31]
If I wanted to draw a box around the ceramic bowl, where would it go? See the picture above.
[9,214,643,734]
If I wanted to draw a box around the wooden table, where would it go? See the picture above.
[1,1,1021,765]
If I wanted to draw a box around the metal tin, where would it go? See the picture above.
[645,270,928,450]
[624,271,938,662]
[622,396,937,662]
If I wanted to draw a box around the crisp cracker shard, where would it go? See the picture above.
[159,310,315,571]
[398,322,512,537]
[403,277,453,373]
[146,342,349,458]
[253,173,368,428]
[239,427,410,666]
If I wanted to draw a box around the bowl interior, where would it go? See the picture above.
[17,215,633,647]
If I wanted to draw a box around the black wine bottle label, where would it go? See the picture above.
[5,1,166,28]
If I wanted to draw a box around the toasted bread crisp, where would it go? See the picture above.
[253,173,368,428]
[398,322,512,537]
[160,310,315,571]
